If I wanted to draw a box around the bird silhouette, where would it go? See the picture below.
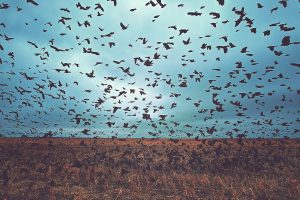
[120,22,129,30]
[26,0,39,6]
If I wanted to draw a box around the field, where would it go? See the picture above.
[0,138,299,200]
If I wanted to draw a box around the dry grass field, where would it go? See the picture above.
[0,138,299,200]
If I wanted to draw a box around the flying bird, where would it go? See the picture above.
[26,0,39,6]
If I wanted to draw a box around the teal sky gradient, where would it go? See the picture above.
[0,0,299,138]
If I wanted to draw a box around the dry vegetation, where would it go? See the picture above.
[0,138,299,200]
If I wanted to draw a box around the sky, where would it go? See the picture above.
[0,0,299,138]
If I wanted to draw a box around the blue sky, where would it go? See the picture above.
[0,0,299,138]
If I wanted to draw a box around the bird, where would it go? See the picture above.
[178,29,189,36]
[95,3,104,12]
[182,37,191,45]
[187,11,202,16]
[26,0,39,6]
[27,41,38,48]
[120,22,129,30]
[85,70,95,78]
[216,0,224,6]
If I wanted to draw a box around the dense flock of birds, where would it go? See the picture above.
[0,0,299,138]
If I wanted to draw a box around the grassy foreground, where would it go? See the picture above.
[0,138,299,199]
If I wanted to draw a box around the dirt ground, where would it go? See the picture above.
[0,138,299,200]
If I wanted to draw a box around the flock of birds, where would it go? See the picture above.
[0,0,299,138]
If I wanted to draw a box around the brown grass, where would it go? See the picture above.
[0,138,299,199]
